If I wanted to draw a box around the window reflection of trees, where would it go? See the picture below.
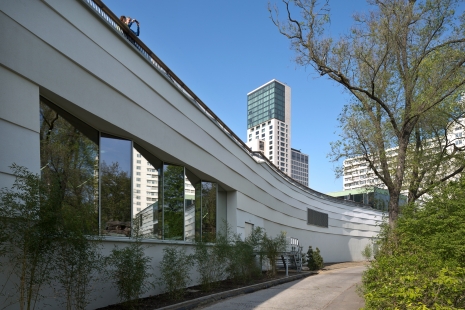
[39,99,99,234]
[40,98,222,241]
[161,165,184,240]
[195,182,217,242]
[100,161,131,236]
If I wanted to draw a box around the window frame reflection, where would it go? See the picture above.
[99,134,132,237]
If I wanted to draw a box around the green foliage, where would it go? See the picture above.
[260,231,287,276]
[162,165,184,240]
[0,165,58,310]
[157,246,193,300]
[0,165,103,310]
[100,162,132,226]
[271,0,465,225]
[307,246,324,271]
[106,241,154,309]
[361,243,373,261]
[226,235,260,284]
[192,241,227,291]
[361,177,465,309]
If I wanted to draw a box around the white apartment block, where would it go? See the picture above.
[343,118,465,191]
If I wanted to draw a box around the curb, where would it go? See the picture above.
[155,271,316,310]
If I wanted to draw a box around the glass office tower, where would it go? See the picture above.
[246,80,292,175]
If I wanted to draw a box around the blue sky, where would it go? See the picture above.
[105,0,370,193]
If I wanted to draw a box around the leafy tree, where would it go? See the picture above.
[270,0,465,226]
[0,165,103,310]
[0,165,59,310]
[361,176,465,309]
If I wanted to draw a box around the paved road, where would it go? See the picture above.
[198,266,365,310]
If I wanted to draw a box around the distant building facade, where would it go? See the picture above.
[246,80,292,175]
[327,187,407,212]
[291,148,309,186]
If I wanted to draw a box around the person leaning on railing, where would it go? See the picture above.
[120,15,140,36]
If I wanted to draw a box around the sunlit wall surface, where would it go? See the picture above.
[40,97,223,241]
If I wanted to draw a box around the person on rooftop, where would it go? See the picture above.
[120,15,140,37]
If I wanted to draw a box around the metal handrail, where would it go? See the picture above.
[82,0,377,210]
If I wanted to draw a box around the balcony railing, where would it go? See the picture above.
[82,0,376,210]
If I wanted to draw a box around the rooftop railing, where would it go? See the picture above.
[82,0,376,210]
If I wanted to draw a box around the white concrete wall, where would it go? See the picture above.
[0,66,40,190]
[0,0,382,309]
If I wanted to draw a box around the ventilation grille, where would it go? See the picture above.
[307,208,328,228]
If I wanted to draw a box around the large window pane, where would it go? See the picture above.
[194,182,202,241]
[185,169,199,242]
[39,98,99,234]
[132,144,162,238]
[200,182,217,242]
[100,135,132,236]
[161,164,184,240]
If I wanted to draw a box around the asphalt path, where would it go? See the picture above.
[198,266,365,310]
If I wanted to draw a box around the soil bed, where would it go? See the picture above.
[97,262,368,310]
[97,270,305,310]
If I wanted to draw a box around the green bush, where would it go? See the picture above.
[307,246,324,271]
[227,236,260,283]
[361,176,465,309]
[106,242,153,309]
[0,165,103,310]
[261,231,287,276]
[157,247,193,300]
[193,241,227,291]
[361,243,373,261]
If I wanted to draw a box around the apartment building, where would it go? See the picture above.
[342,119,465,191]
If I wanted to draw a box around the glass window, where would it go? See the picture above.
[195,182,217,242]
[40,98,99,235]
[160,164,184,240]
[100,135,132,237]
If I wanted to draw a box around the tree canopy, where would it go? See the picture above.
[270,0,465,225]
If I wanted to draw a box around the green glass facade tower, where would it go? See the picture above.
[247,80,286,129]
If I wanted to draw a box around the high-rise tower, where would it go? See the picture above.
[246,80,292,176]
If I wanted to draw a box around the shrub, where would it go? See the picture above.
[261,232,287,276]
[361,176,465,309]
[0,165,62,310]
[361,243,373,261]
[106,242,153,309]
[193,241,227,291]
[227,236,260,283]
[0,165,103,310]
[157,247,193,300]
[307,246,324,271]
